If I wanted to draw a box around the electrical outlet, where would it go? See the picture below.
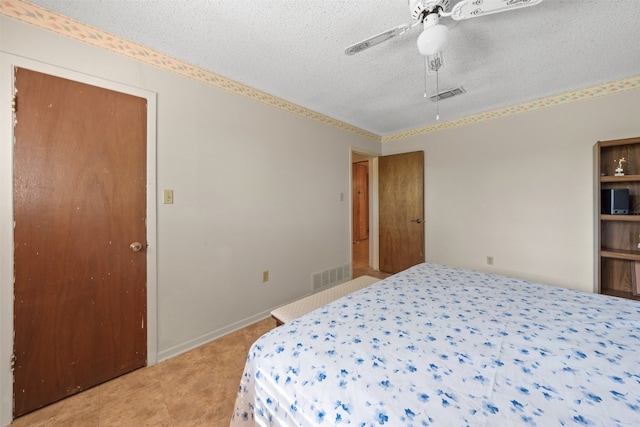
[486,256,494,266]
[262,270,269,283]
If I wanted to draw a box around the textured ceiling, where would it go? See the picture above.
[25,0,640,137]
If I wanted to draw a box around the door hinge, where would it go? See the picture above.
[11,353,16,372]
[12,95,17,113]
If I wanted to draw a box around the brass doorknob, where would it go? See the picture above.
[130,242,143,252]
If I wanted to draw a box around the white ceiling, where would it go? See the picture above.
[27,0,640,137]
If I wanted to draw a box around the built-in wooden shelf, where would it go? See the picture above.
[600,214,640,222]
[601,288,640,301]
[600,248,640,261]
[596,136,640,300]
[600,174,640,183]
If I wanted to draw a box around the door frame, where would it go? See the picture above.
[350,148,380,271]
[0,54,158,425]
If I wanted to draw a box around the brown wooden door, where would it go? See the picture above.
[379,151,425,273]
[352,162,369,241]
[13,68,147,417]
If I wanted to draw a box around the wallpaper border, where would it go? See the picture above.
[381,75,640,142]
[2,1,639,143]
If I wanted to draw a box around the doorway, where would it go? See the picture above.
[0,55,158,424]
[352,160,369,275]
[351,151,377,277]
[351,149,425,276]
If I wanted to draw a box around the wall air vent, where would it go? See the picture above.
[429,86,466,102]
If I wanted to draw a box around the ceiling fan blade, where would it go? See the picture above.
[345,23,412,55]
[449,0,543,20]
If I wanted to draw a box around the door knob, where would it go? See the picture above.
[411,219,422,224]
[130,242,144,252]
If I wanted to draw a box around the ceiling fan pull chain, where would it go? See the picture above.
[424,56,440,121]
[436,66,440,121]
[423,56,428,99]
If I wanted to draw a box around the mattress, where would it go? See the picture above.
[231,263,640,426]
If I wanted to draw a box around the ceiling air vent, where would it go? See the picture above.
[429,86,465,102]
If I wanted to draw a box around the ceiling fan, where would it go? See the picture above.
[345,0,544,57]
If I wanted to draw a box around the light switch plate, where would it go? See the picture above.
[163,189,174,204]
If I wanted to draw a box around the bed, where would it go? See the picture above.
[231,263,640,426]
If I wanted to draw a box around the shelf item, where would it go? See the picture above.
[596,136,640,299]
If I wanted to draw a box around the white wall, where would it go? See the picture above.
[383,88,640,291]
[0,17,380,425]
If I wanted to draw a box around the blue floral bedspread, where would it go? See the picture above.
[231,263,640,426]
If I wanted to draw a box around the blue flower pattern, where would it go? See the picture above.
[231,263,640,426]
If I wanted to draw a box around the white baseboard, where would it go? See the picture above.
[156,310,272,363]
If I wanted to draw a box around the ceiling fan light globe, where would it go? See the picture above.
[417,24,449,56]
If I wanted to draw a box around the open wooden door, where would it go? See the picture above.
[379,151,424,273]
[12,68,147,417]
